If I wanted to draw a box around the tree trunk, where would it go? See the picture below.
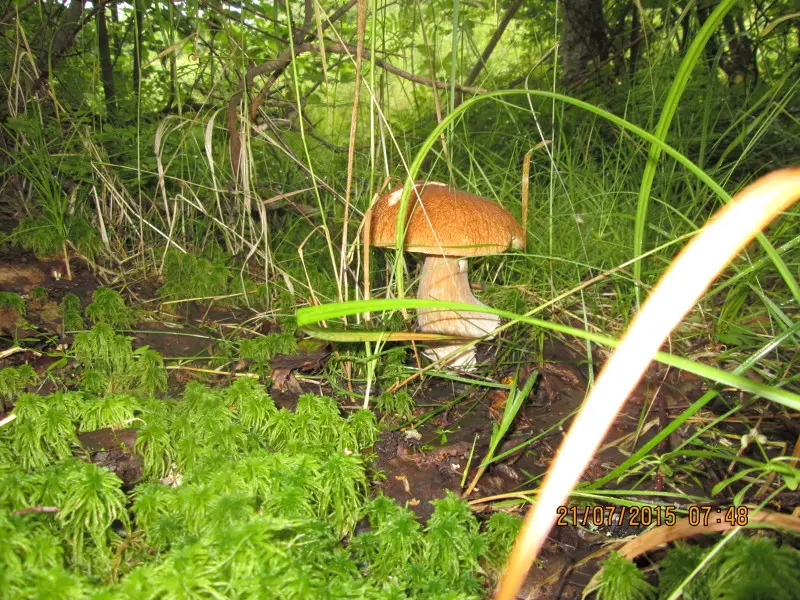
[560,0,610,87]
[35,0,86,76]
[721,13,757,83]
[97,4,116,114]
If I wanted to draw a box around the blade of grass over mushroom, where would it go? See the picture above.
[297,299,800,411]
[632,0,742,305]
[390,90,799,305]
[297,325,476,343]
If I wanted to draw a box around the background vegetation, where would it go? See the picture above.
[0,0,798,597]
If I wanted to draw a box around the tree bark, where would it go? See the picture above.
[560,0,610,87]
[35,0,86,76]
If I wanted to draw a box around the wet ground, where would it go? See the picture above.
[2,247,798,598]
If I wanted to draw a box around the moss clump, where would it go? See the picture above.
[60,293,85,332]
[0,365,38,405]
[84,287,136,330]
[72,324,166,396]
[597,536,800,600]
[0,291,25,314]
[0,374,518,598]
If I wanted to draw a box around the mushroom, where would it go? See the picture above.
[369,181,524,367]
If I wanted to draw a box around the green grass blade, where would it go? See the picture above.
[631,0,798,306]
[588,319,800,489]
[390,88,799,306]
[297,298,800,411]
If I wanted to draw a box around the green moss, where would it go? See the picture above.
[72,324,166,396]
[0,292,25,314]
[60,293,85,332]
[376,390,415,421]
[85,287,136,330]
[1,378,519,598]
[0,365,38,403]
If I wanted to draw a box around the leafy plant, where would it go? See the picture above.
[597,535,800,600]
[7,393,78,469]
[76,394,138,431]
[0,292,25,314]
[56,458,130,568]
[0,365,38,404]
[348,408,379,448]
[424,490,486,583]
[2,123,101,280]
[376,390,415,421]
[315,450,367,537]
[84,287,136,329]
[226,377,276,436]
[595,552,655,600]
[357,495,425,580]
[239,333,298,376]
[377,346,407,386]
[60,293,85,332]
[72,324,166,396]
[482,511,523,571]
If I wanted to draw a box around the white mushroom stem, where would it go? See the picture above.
[416,256,500,367]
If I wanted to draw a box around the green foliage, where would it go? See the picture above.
[356,495,425,580]
[6,393,78,469]
[376,390,416,421]
[84,287,136,329]
[10,214,100,261]
[0,292,25,314]
[482,511,523,570]
[76,394,138,431]
[349,408,379,448]
[72,324,166,396]
[316,451,367,537]
[599,535,800,600]
[0,365,38,403]
[276,289,298,334]
[57,459,130,567]
[226,376,276,436]
[0,373,524,598]
[424,490,486,584]
[159,249,268,310]
[378,346,408,386]
[239,332,298,375]
[707,536,800,600]
[657,542,710,600]
[596,552,655,600]
[60,294,85,332]
[160,249,229,302]
[0,459,128,575]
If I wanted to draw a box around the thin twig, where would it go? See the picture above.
[12,505,59,516]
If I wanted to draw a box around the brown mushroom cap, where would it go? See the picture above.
[369,181,524,256]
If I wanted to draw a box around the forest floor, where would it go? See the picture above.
[3,247,797,597]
